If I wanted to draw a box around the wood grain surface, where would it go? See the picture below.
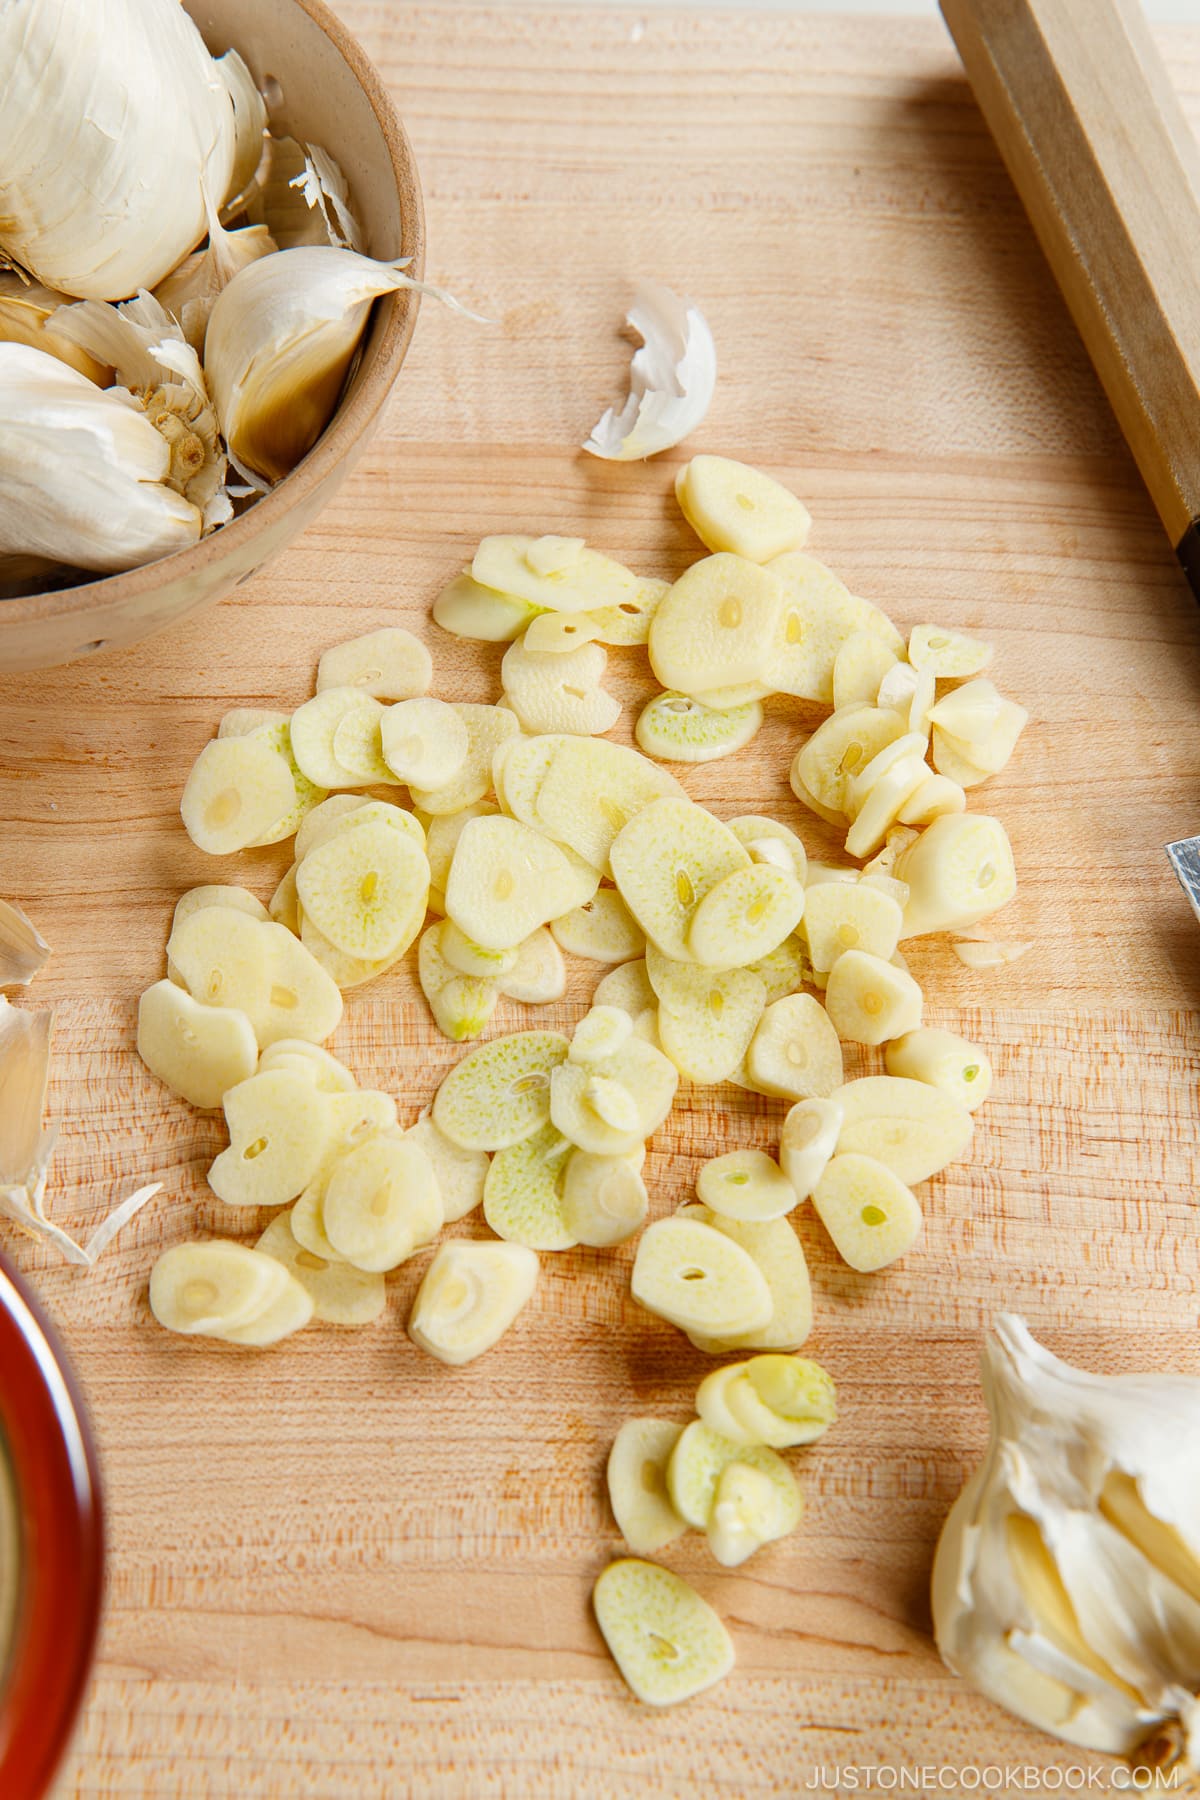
[3,4,1200,1794]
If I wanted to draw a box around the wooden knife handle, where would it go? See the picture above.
[940,0,1200,592]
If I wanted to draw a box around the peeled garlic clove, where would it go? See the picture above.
[0,344,201,574]
[833,1074,972,1185]
[0,0,235,300]
[592,1559,734,1708]
[205,247,418,484]
[885,1027,993,1112]
[408,1239,539,1366]
[606,1421,688,1554]
[583,283,716,462]
[154,205,277,352]
[893,814,1017,938]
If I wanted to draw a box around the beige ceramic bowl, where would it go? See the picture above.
[0,0,423,677]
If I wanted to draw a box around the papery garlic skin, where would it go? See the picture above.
[0,344,201,575]
[205,247,415,484]
[583,282,717,462]
[0,275,111,384]
[933,1314,1200,1769]
[0,0,236,301]
[154,195,277,354]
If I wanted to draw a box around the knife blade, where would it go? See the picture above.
[1167,837,1200,923]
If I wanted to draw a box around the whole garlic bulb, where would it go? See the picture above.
[0,0,236,300]
[0,344,201,575]
[933,1314,1200,1776]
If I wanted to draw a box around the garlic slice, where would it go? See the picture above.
[933,1316,1200,1771]
[583,282,717,462]
[0,344,202,574]
[0,899,50,990]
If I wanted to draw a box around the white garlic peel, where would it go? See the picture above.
[0,0,236,300]
[0,344,201,574]
[933,1314,1200,1772]
[583,282,717,462]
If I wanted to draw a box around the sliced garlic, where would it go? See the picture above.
[654,962,766,1086]
[380,698,468,789]
[418,921,499,1043]
[792,703,906,820]
[433,1031,568,1150]
[823,948,924,1046]
[180,732,296,855]
[534,736,683,874]
[296,821,428,963]
[445,815,578,950]
[885,1027,993,1112]
[683,1206,813,1355]
[592,958,657,1020]
[483,1122,575,1250]
[522,604,604,653]
[666,1420,801,1548]
[707,1458,798,1567]
[908,624,993,677]
[322,1136,442,1272]
[686,864,806,972]
[728,816,808,886]
[746,994,843,1102]
[501,636,621,737]
[812,1152,923,1272]
[833,630,900,711]
[408,1239,539,1366]
[551,891,644,965]
[636,691,763,765]
[610,796,749,961]
[255,1211,384,1326]
[894,814,1017,938]
[149,1240,288,1337]
[473,535,641,615]
[952,937,1033,970]
[648,553,783,698]
[497,927,567,1005]
[801,877,904,974]
[257,1039,357,1093]
[676,455,810,563]
[778,1097,844,1201]
[833,1074,972,1185]
[409,704,520,817]
[631,1215,773,1336]
[606,1421,688,1555]
[560,1150,648,1246]
[550,1037,677,1155]
[770,555,902,704]
[696,1149,796,1222]
[317,627,433,702]
[208,1068,332,1208]
[583,283,716,462]
[0,898,50,989]
[136,980,257,1111]
[697,1355,837,1450]
[432,570,541,642]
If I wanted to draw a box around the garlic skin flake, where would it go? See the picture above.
[0,344,202,576]
[933,1314,1200,1771]
[0,0,236,300]
[0,275,112,384]
[0,900,50,990]
[154,196,277,354]
[583,282,717,462]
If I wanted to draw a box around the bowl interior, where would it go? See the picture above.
[0,0,422,665]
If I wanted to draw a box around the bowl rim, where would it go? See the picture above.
[1,0,425,634]
[0,1254,104,1799]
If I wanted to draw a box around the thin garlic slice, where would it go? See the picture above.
[779,1097,844,1201]
[696,1149,796,1222]
[560,1149,648,1246]
[483,1123,575,1251]
[0,999,53,1188]
[683,1205,813,1355]
[408,1239,539,1366]
[606,1420,687,1555]
[631,1216,773,1337]
[255,1211,384,1326]
[433,1031,569,1150]
[592,1559,735,1708]
[583,282,716,462]
[953,937,1033,970]
[676,455,810,563]
[0,899,50,989]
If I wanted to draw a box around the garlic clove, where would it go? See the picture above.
[583,282,717,462]
[0,899,50,990]
[0,274,112,384]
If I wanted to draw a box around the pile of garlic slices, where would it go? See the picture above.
[139,452,1028,1703]
[0,0,431,590]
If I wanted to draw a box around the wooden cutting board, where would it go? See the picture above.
[5,4,1200,1793]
